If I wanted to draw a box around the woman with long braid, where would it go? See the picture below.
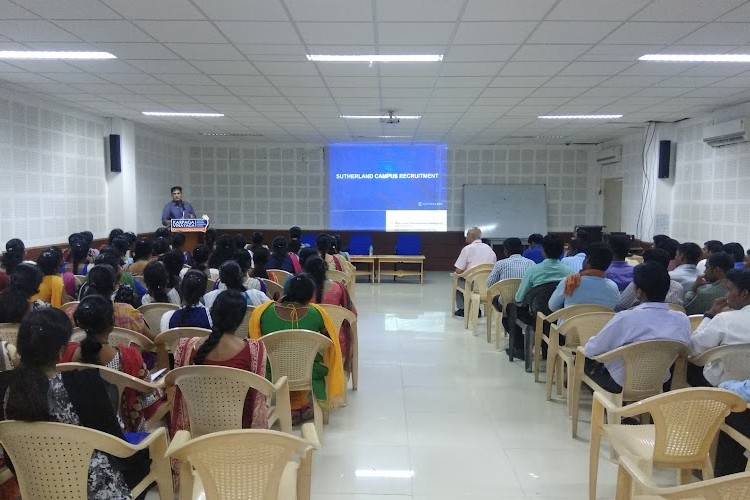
[141,260,180,305]
[60,295,162,432]
[171,290,268,435]
[249,273,345,422]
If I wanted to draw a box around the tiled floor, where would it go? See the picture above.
[310,271,618,499]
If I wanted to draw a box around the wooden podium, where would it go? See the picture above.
[170,217,209,252]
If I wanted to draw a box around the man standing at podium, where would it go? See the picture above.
[162,186,196,226]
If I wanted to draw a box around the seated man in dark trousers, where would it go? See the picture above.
[582,261,692,393]
[487,237,535,312]
[507,234,570,358]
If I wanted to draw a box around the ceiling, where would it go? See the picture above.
[1,0,750,145]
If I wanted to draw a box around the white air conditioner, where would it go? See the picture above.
[596,146,622,165]
[703,118,749,147]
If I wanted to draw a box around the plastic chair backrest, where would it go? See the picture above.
[691,343,750,382]
[56,362,158,405]
[0,324,19,346]
[486,278,521,305]
[466,267,491,298]
[59,301,79,314]
[235,306,255,339]
[168,429,311,500]
[0,420,155,500]
[206,278,216,293]
[268,269,293,281]
[326,269,349,285]
[317,304,356,335]
[347,234,373,256]
[647,388,747,468]
[261,329,332,391]
[688,314,703,332]
[109,327,154,350]
[668,303,687,314]
[165,365,275,437]
[260,279,283,301]
[394,234,421,255]
[519,281,559,317]
[557,312,616,347]
[137,302,179,335]
[611,340,689,401]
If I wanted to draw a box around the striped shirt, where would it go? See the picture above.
[486,254,535,287]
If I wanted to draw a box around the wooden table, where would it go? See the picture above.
[348,255,377,282]
[377,255,426,284]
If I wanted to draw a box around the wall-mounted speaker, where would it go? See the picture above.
[658,140,671,179]
[109,134,121,172]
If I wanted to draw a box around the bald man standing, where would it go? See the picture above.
[454,227,496,316]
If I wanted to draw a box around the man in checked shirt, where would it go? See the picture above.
[487,237,535,313]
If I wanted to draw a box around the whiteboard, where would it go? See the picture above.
[463,184,548,240]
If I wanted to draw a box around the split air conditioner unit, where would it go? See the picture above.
[703,118,748,147]
[596,146,622,165]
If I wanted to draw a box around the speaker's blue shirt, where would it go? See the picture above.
[162,200,196,224]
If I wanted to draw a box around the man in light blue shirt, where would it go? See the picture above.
[583,261,692,393]
[668,242,702,297]
[548,245,621,312]
[514,234,571,303]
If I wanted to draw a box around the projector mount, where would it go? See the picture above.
[380,111,400,124]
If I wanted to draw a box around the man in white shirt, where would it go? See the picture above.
[689,268,750,386]
[696,239,724,274]
[669,242,702,297]
[454,227,496,316]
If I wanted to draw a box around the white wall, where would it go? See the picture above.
[186,143,599,233]
[0,87,108,246]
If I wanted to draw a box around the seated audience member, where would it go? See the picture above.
[233,234,247,253]
[109,235,132,267]
[332,235,349,262]
[161,269,213,331]
[82,251,143,306]
[305,256,357,373]
[62,295,161,432]
[561,237,587,272]
[208,234,235,270]
[486,237,535,311]
[151,236,171,258]
[141,260,180,305]
[298,247,319,269]
[514,234,571,304]
[268,237,296,273]
[454,227,497,316]
[127,238,154,276]
[31,247,70,308]
[0,308,148,499]
[583,261,691,393]
[657,237,680,271]
[205,261,269,310]
[548,244,620,312]
[249,231,267,253]
[1,239,25,276]
[668,242,702,296]
[696,239,724,274]
[715,378,750,476]
[181,244,219,281]
[615,248,684,311]
[171,290,268,435]
[218,249,264,292]
[160,249,185,294]
[250,247,272,281]
[723,242,746,269]
[605,235,634,291]
[684,251,734,315]
[171,232,192,267]
[688,269,750,387]
[0,264,46,323]
[203,227,217,251]
[315,234,342,271]
[523,233,545,264]
[67,265,152,340]
[290,226,307,251]
[250,274,345,422]
[154,227,171,241]
[64,233,92,276]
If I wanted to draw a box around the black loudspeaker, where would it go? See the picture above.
[658,140,671,179]
[109,134,121,172]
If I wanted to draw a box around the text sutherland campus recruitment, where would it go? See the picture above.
[335,173,440,179]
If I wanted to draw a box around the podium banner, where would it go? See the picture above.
[170,218,209,233]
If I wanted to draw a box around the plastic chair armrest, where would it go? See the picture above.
[165,430,192,456]
[300,423,320,449]
[721,423,750,459]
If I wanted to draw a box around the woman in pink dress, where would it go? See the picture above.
[304,255,357,372]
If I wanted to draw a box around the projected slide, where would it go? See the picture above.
[328,144,448,231]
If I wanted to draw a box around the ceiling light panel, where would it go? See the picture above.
[307,54,443,62]
[0,51,116,59]
[538,114,623,119]
[143,111,224,117]
[639,54,750,62]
